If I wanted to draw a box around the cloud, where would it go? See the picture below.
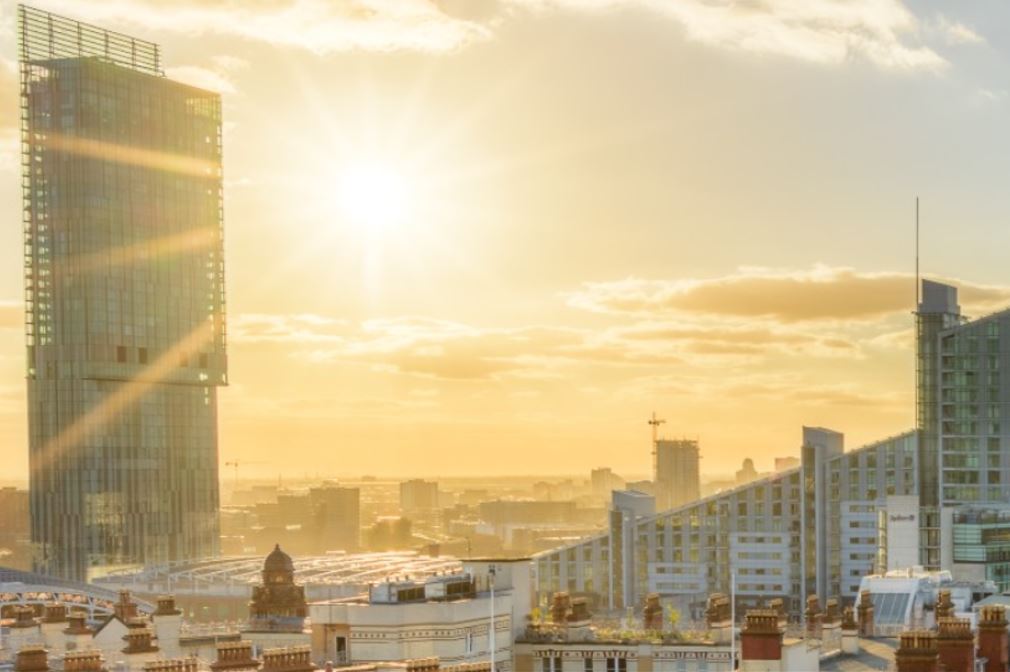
[39,0,491,54]
[567,266,1010,323]
[623,372,905,409]
[928,16,985,46]
[231,313,346,343]
[528,0,947,72]
[36,0,950,72]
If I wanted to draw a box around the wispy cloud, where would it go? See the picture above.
[528,0,948,72]
[39,0,491,54]
[928,15,985,46]
[36,0,962,72]
[566,266,1010,322]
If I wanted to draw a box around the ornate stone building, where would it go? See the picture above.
[244,546,310,652]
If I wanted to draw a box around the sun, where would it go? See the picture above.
[336,161,412,235]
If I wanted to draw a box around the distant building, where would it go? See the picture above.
[774,457,800,472]
[590,468,625,500]
[0,487,30,569]
[365,517,414,552]
[19,6,227,580]
[309,485,360,553]
[400,480,440,515]
[625,480,655,496]
[736,458,759,486]
[654,440,700,510]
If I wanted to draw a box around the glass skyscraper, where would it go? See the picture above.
[18,6,227,580]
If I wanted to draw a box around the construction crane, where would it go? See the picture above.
[648,411,666,446]
[224,460,265,488]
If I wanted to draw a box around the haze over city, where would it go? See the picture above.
[1,0,1009,482]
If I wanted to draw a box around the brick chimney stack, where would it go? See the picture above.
[9,606,42,652]
[840,606,859,655]
[895,630,939,672]
[64,651,106,672]
[441,664,492,672]
[857,590,874,638]
[152,595,183,658]
[14,647,49,672]
[936,617,974,672]
[705,593,733,645]
[550,592,570,625]
[143,660,198,672]
[935,590,955,620]
[211,641,260,672]
[643,593,663,631]
[740,609,784,670]
[403,660,439,672]
[566,596,593,641]
[41,603,69,653]
[114,591,139,622]
[978,605,1009,672]
[261,647,316,672]
[805,596,822,640]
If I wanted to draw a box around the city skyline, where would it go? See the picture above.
[1,1,1010,479]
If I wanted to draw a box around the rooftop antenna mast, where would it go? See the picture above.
[915,196,920,307]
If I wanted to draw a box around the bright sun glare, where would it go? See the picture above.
[337,162,411,234]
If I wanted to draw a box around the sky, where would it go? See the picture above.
[0,0,1008,480]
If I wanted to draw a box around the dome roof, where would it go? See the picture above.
[264,544,294,574]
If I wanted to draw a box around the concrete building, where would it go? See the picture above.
[309,485,361,553]
[536,279,1010,619]
[0,487,31,569]
[654,440,699,511]
[18,5,226,580]
[309,558,532,671]
[400,481,440,516]
[590,469,625,500]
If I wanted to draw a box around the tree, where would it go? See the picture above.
[667,606,681,631]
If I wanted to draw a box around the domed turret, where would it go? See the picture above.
[248,544,307,633]
[263,544,295,583]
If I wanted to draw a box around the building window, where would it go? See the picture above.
[138,347,148,365]
[543,657,562,672]
[116,345,127,363]
[585,659,594,672]
[606,659,627,672]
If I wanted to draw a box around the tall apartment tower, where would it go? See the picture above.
[654,439,700,510]
[18,7,227,580]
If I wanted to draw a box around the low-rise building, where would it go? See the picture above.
[309,559,531,671]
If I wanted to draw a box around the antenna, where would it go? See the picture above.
[915,196,920,308]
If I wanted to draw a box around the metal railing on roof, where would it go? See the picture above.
[18,5,163,76]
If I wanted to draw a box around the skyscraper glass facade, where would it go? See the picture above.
[18,6,227,580]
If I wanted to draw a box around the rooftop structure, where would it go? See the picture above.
[94,552,463,602]
[0,566,155,619]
